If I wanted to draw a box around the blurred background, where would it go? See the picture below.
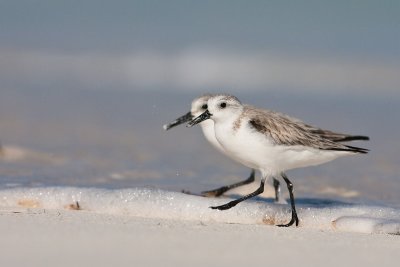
[0,1,399,206]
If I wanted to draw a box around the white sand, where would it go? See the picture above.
[0,207,399,267]
[0,187,399,267]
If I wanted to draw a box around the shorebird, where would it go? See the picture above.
[188,94,369,227]
[163,94,282,201]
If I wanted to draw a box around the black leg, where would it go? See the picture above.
[210,178,265,210]
[201,169,256,197]
[272,177,280,202]
[277,173,299,227]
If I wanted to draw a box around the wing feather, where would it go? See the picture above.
[246,107,368,154]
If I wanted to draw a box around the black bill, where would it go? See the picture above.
[187,110,212,127]
[163,112,193,131]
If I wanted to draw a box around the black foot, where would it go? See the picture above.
[201,187,228,197]
[209,179,265,211]
[210,200,239,210]
[201,170,256,197]
[277,217,299,227]
[277,210,299,227]
[276,173,299,227]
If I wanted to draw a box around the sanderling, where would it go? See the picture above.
[188,94,369,227]
[163,94,282,200]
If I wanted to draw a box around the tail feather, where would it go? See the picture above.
[325,145,369,154]
[334,135,370,142]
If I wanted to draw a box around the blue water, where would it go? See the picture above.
[0,87,399,207]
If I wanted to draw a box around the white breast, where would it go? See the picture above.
[214,119,275,171]
[199,119,228,155]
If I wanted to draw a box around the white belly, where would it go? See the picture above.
[214,123,351,176]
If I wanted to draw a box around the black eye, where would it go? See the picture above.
[220,102,227,108]
[201,104,207,109]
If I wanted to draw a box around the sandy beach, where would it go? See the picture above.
[1,207,399,267]
[0,186,399,267]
